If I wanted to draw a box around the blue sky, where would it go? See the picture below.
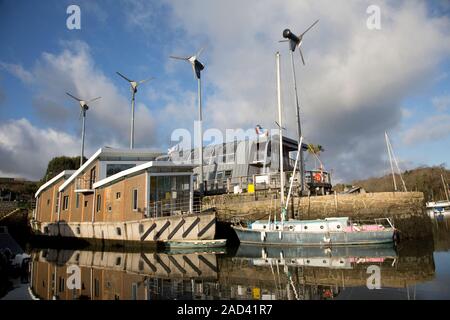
[1,0,450,181]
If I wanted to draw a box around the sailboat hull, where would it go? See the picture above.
[232,226,395,246]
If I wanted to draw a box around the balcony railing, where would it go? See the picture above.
[75,177,96,192]
[147,199,199,218]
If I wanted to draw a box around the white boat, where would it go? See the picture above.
[426,201,450,220]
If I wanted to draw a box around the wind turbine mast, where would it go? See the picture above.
[281,19,319,195]
[169,48,206,194]
[276,52,285,211]
[116,72,154,149]
[66,92,101,167]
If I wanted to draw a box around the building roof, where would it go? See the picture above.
[35,170,76,198]
[58,147,162,192]
[93,161,194,189]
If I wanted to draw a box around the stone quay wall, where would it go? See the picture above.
[0,201,19,217]
[203,191,431,239]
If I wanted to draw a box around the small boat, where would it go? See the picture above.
[426,201,450,220]
[161,239,227,250]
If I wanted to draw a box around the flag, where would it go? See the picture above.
[255,124,269,138]
[168,143,181,155]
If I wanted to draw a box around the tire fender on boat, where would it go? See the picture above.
[393,229,400,242]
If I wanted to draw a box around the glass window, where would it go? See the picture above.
[106,164,136,177]
[131,283,138,300]
[149,175,190,217]
[89,167,96,189]
[96,194,101,212]
[63,196,69,210]
[94,279,100,297]
[132,189,138,211]
[75,194,79,209]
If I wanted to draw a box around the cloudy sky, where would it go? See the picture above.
[0,0,449,182]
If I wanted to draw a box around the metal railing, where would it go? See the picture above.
[200,171,303,194]
[75,177,96,190]
[348,217,394,228]
[146,199,200,218]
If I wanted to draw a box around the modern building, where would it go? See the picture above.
[168,133,331,194]
[32,147,216,243]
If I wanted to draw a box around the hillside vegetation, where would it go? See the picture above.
[335,166,450,202]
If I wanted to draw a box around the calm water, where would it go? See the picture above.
[2,219,450,300]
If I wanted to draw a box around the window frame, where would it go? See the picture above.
[96,194,101,212]
[132,189,138,212]
[63,195,69,211]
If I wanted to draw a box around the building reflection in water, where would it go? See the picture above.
[29,241,436,300]
[30,249,223,300]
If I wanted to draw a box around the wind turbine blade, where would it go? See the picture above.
[169,55,189,60]
[139,77,154,85]
[191,63,198,78]
[196,47,205,58]
[79,109,83,119]
[87,97,101,103]
[300,19,319,37]
[274,121,286,130]
[278,40,289,43]
[66,92,82,101]
[299,48,306,65]
[116,71,132,82]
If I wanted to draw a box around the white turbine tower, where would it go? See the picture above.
[169,48,206,194]
[280,20,319,194]
[116,72,154,149]
[66,92,101,167]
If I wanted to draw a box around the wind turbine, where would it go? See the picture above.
[66,92,101,167]
[169,48,206,194]
[280,19,319,194]
[116,72,154,149]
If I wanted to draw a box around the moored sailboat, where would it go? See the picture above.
[231,50,397,247]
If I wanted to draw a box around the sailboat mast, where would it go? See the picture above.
[385,132,397,191]
[276,52,285,209]
[441,174,450,202]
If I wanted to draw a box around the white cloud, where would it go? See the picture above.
[1,1,450,183]
[6,41,157,149]
[165,0,450,180]
[432,95,450,111]
[0,41,160,179]
[0,62,34,83]
[402,114,450,145]
[0,119,80,180]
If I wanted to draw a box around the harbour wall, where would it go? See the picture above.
[0,201,19,216]
[203,191,432,239]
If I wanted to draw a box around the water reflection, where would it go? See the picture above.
[30,249,223,300]
[26,240,441,300]
[432,218,450,252]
